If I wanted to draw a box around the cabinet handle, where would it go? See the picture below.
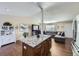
[24,46,27,49]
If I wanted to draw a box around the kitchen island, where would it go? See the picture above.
[20,35,52,56]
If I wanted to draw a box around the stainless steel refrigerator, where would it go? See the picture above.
[72,15,79,56]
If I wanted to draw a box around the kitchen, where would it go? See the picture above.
[0,2,79,56]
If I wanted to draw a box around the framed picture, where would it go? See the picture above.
[19,24,29,32]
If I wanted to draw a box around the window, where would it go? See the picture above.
[46,25,55,31]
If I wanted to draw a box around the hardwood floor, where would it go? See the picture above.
[50,39,73,56]
[0,39,73,56]
[0,41,22,56]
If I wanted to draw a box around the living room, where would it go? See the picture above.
[0,2,78,56]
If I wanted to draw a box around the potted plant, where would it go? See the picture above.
[23,32,28,38]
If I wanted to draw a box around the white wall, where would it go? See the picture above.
[43,21,73,38]
[0,14,40,26]
[0,14,41,40]
[63,22,73,38]
[55,21,73,38]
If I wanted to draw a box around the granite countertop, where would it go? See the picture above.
[19,35,51,48]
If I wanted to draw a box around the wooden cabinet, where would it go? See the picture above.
[41,39,51,56]
[34,45,42,56]
[22,38,51,56]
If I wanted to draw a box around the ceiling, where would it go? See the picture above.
[0,2,79,23]
[0,2,40,16]
[0,2,55,16]
[33,2,79,23]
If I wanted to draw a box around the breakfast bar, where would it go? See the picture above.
[20,35,52,56]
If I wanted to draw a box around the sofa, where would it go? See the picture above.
[54,32,65,43]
